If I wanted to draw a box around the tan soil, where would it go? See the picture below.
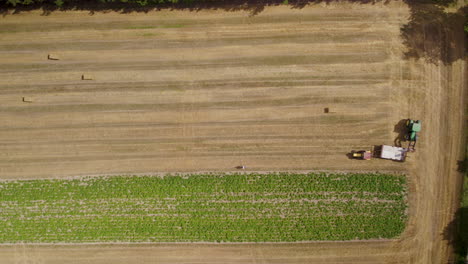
[0,1,465,263]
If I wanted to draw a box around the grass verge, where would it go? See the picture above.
[0,172,407,243]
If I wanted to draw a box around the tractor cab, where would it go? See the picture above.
[406,119,421,151]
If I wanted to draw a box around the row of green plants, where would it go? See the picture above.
[0,172,407,243]
[0,173,406,200]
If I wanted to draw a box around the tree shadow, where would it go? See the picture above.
[394,119,409,147]
[401,0,466,65]
[0,0,464,64]
[0,0,389,17]
[443,206,468,264]
[457,159,467,173]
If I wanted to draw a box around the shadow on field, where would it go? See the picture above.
[346,152,355,160]
[457,159,467,173]
[394,119,409,147]
[1,0,465,64]
[443,206,468,264]
[401,0,466,65]
[0,0,384,17]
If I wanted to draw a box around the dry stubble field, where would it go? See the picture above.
[0,1,465,264]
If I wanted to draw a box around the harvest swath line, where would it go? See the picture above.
[0,172,407,243]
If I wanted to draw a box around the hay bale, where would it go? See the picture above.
[324,107,330,113]
[81,74,94,80]
[47,54,59,60]
[22,97,33,103]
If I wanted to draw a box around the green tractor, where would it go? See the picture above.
[406,119,421,151]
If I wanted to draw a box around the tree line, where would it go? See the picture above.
[2,0,194,7]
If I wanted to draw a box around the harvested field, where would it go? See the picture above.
[0,1,466,264]
[0,173,407,243]
[0,4,409,179]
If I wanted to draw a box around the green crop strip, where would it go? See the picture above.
[0,172,407,243]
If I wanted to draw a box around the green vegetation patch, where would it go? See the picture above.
[0,172,407,243]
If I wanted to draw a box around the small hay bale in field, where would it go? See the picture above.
[81,74,94,80]
[324,107,330,113]
[47,54,59,60]
[22,97,33,103]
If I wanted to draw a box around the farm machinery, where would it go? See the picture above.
[350,119,422,162]
[405,119,421,151]
[351,146,407,162]
[351,150,372,160]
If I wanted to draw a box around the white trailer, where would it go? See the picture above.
[378,145,407,162]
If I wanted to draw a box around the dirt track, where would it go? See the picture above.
[0,2,465,263]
